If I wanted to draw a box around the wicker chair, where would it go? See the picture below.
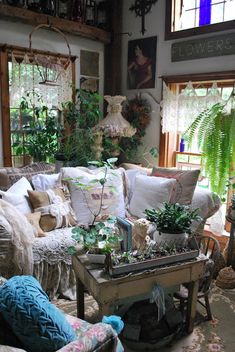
[174,235,221,321]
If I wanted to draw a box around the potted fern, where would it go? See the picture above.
[184,102,235,197]
[145,203,200,245]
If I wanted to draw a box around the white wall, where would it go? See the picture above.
[121,0,235,165]
[0,19,104,166]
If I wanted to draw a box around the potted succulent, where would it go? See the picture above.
[145,203,200,245]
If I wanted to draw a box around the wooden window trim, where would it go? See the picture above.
[0,50,11,166]
[165,0,235,40]
[0,44,76,167]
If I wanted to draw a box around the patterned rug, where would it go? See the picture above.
[53,284,235,352]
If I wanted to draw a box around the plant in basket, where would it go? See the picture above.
[145,203,201,245]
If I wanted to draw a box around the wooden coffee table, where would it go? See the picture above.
[72,254,207,333]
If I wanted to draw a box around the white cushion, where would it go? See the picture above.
[60,167,126,226]
[32,173,60,191]
[0,177,33,214]
[126,169,147,202]
[129,175,176,218]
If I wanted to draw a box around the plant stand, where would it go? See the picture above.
[72,254,207,334]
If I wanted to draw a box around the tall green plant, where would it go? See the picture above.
[61,89,102,166]
[184,103,235,196]
[13,91,62,162]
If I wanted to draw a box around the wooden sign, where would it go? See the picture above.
[172,33,235,62]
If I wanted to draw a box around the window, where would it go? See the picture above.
[166,0,235,39]
[0,46,74,167]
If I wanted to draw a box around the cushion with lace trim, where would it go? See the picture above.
[25,212,45,237]
[27,188,77,232]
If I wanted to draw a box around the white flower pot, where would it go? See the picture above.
[86,252,106,264]
[153,231,188,246]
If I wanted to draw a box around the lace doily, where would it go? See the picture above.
[33,227,77,265]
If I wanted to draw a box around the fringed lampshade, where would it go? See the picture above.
[97,95,136,137]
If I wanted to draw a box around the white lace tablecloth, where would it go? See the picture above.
[33,227,77,265]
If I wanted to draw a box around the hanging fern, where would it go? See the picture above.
[184,103,235,197]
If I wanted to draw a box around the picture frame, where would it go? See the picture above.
[116,217,132,251]
[127,36,157,90]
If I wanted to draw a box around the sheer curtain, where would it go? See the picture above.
[160,81,224,134]
[160,81,229,234]
[10,52,72,110]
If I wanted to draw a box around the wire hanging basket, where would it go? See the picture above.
[29,24,72,86]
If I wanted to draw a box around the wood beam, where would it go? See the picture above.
[0,4,111,44]
[0,50,12,166]
[104,0,123,95]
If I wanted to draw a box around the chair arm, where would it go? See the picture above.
[56,322,123,352]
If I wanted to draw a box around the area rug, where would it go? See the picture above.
[53,284,235,352]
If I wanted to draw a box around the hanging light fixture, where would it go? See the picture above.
[29,24,72,86]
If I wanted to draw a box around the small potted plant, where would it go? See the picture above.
[67,158,123,263]
[145,203,200,245]
[69,216,122,264]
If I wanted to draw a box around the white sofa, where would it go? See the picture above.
[0,162,221,300]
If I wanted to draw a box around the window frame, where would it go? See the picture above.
[165,0,235,40]
[0,44,76,167]
[159,70,235,167]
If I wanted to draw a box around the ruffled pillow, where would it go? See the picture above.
[27,188,77,232]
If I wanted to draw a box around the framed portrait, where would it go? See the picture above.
[127,36,157,90]
[116,217,132,251]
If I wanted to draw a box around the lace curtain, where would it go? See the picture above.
[10,52,72,110]
[160,81,225,134]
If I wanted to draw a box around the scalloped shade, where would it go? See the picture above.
[97,95,136,137]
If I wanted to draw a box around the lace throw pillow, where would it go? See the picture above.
[27,188,77,232]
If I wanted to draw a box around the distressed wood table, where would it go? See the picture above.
[72,255,207,334]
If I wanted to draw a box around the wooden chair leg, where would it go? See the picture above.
[179,298,186,315]
[204,294,212,321]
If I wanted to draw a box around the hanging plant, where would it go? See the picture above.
[119,94,152,162]
[184,102,235,197]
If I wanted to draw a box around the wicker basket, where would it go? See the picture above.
[216,266,235,289]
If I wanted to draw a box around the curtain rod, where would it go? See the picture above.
[0,44,77,61]
[159,71,235,84]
